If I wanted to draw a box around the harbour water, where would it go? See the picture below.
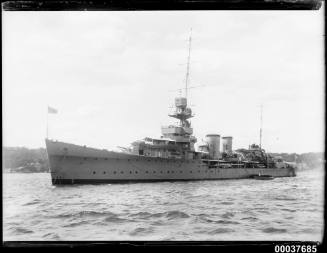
[3,168,324,241]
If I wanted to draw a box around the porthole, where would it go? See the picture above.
[180,171,182,173]
[93,171,96,174]
[135,171,138,174]
[103,171,106,174]
[172,171,174,174]
[114,171,117,174]
[105,158,108,160]
[120,171,124,174]
[160,171,163,174]
[94,158,98,160]
[198,170,200,173]
[84,157,87,160]
[146,171,148,174]
[190,171,192,173]
[153,171,156,173]
[167,171,170,174]
[130,171,132,174]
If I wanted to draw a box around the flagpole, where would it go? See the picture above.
[46,106,58,139]
[46,106,49,139]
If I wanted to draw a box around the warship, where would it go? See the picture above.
[46,32,296,185]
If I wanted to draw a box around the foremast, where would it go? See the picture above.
[161,28,197,151]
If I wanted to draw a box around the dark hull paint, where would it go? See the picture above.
[52,175,293,185]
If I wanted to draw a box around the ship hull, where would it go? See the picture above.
[46,139,296,185]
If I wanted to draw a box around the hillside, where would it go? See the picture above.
[2,146,324,173]
[268,152,324,170]
[3,147,49,173]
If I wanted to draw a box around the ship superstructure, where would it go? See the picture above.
[131,97,197,160]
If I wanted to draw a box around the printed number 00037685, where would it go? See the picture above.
[275,245,317,253]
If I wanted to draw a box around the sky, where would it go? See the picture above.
[2,8,325,154]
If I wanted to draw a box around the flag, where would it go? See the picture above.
[48,106,58,114]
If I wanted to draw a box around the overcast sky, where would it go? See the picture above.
[3,8,324,153]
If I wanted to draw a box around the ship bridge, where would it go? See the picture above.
[168,97,194,121]
[161,125,193,135]
[161,96,196,147]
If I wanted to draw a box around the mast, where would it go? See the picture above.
[185,28,192,100]
[163,29,195,143]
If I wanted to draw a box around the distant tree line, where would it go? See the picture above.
[3,147,49,173]
[2,146,324,173]
[268,152,324,169]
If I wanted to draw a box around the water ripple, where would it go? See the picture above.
[262,227,288,233]
[9,227,33,235]
[128,210,190,220]
[129,227,155,236]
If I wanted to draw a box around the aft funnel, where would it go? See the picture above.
[222,136,233,153]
